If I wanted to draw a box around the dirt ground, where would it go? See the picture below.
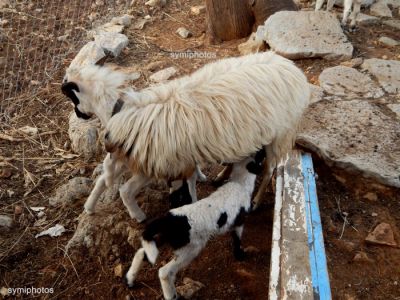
[1,0,400,299]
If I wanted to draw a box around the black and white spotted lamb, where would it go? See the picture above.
[124,148,266,300]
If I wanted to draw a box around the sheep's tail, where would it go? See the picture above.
[141,216,169,264]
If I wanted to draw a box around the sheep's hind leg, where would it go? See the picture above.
[119,174,150,222]
[125,248,146,288]
[159,245,203,300]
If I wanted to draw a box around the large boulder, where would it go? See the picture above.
[298,100,400,189]
[362,59,400,94]
[261,11,353,60]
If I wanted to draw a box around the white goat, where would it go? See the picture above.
[315,0,374,28]
[125,149,266,300]
[63,52,310,221]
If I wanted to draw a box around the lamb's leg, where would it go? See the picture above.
[327,0,336,11]
[213,164,233,186]
[315,0,325,10]
[187,170,198,203]
[252,145,275,210]
[159,245,203,300]
[342,0,353,26]
[232,226,245,261]
[119,174,151,222]
[84,153,115,214]
[349,0,361,29]
[125,248,146,287]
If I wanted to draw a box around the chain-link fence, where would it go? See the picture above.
[0,0,132,118]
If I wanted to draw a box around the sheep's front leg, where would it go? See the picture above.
[84,153,117,214]
[349,0,361,29]
[232,226,245,261]
[119,174,150,222]
[159,245,203,300]
[342,0,353,26]
[125,248,146,287]
[315,0,325,10]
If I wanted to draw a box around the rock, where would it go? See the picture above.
[351,12,380,25]
[238,32,266,55]
[363,192,378,201]
[235,268,256,278]
[0,215,13,229]
[145,0,166,7]
[386,0,400,7]
[387,104,400,118]
[384,19,400,30]
[14,205,23,215]
[318,66,384,99]
[68,42,106,69]
[176,27,192,39]
[332,239,357,252]
[362,59,400,94]
[340,57,364,68]
[149,67,177,82]
[190,5,206,15]
[262,11,353,60]
[353,251,374,263]
[176,278,205,299]
[378,36,399,47]
[365,223,397,246]
[298,100,400,189]
[66,204,139,258]
[370,0,393,17]
[114,263,123,277]
[68,113,101,160]
[371,212,378,217]
[110,15,132,27]
[310,84,325,104]
[49,177,93,207]
[94,32,128,57]
[244,245,260,253]
[0,168,12,179]
[133,18,150,30]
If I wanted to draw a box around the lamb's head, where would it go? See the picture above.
[61,64,128,125]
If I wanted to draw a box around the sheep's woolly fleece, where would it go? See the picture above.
[104,52,310,179]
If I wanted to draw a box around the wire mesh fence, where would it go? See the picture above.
[0,0,132,119]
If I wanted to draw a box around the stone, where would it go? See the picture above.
[388,104,400,118]
[68,42,106,69]
[110,15,132,27]
[386,0,400,7]
[362,59,400,94]
[190,5,206,15]
[384,19,400,30]
[262,11,353,60]
[309,84,325,104]
[319,66,384,99]
[341,57,364,68]
[353,251,374,263]
[49,177,93,207]
[363,192,378,201]
[0,215,13,228]
[94,32,128,57]
[351,12,380,25]
[133,18,150,30]
[176,278,205,299]
[176,27,192,39]
[298,100,400,189]
[370,0,393,17]
[149,67,177,82]
[145,0,166,7]
[0,0,10,9]
[378,36,399,47]
[371,212,378,217]
[68,113,101,161]
[332,239,357,252]
[365,223,397,246]
[114,263,123,277]
[238,32,266,55]
[14,205,23,215]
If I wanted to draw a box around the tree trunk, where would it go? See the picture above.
[206,0,298,43]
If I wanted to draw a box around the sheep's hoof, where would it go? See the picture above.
[123,275,135,289]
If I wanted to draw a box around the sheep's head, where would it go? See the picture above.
[61,63,128,123]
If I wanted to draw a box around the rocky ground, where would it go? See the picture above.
[0,0,400,299]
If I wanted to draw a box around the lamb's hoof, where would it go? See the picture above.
[123,275,135,289]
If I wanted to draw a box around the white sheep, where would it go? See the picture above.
[62,67,206,222]
[124,149,266,300]
[315,0,374,28]
[63,51,310,221]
